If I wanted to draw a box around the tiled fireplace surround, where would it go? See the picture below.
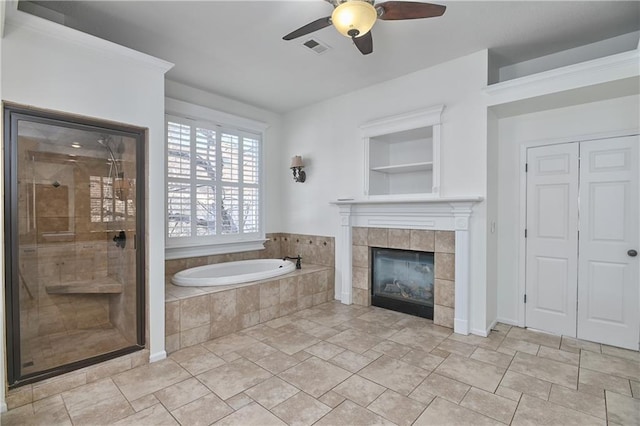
[335,197,481,336]
[351,227,456,328]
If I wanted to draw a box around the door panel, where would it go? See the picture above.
[525,143,579,337]
[535,257,569,313]
[578,136,639,350]
[590,183,626,241]
[585,261,625,323]
[536,185,570,239]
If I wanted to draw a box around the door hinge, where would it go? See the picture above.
[524,229,527,238]
[525,163,528,172]
[524,294,527,303]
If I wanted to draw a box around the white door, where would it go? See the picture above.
[577,136,639,350]
[525,143,579,337]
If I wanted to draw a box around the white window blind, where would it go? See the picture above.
[166,113,264,254]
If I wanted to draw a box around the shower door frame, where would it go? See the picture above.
[3,104,146,388]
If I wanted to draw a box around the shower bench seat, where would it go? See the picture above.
[45,277,123,294]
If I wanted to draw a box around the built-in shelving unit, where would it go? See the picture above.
[361,105,444,198]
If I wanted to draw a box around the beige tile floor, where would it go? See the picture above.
[3,301,639,425]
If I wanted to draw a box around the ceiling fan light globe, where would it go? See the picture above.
[331,0,377,38]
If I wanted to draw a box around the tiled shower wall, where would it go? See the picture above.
[351,227,456,328]
[17,138,137,344]
[108,233,138,345]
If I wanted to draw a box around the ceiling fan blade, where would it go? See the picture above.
[376,1,446,20]
[353,31,373,55]
[283,16,332,40]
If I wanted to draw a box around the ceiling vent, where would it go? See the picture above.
[302,39,330,55]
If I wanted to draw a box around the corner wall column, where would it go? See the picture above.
[338,204,353,305]
[452,203,473,335]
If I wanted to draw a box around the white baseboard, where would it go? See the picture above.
[1,401,7,413]
[470,319,498,337]
[149,350,167,363]
[454,319,469,335]
[470,327,489,337]
[495,317,520,327]
[340,291,352,305]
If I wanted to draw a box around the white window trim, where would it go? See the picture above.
[165,98,269,260]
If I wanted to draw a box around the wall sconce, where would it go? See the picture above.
[290,155,306,183]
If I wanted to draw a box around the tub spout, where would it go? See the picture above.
[283,255,302,270]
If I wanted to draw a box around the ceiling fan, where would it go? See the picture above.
[283,0,446,55]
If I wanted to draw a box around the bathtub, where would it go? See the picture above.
[172,259,296,287]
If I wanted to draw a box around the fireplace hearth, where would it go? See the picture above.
[371,247,434,319]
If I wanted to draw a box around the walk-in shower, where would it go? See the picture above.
[3,105,145,387]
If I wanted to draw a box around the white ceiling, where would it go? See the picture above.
[20,1,640,113]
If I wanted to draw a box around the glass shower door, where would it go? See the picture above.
[4,106,145,387]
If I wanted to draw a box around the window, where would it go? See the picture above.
[90,175,135,223]
[166,110,264,257]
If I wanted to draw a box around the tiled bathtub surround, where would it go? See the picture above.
[352,227,456,328]
[165,266,334,353]
[164,233,336,353]
[165,233,335,276]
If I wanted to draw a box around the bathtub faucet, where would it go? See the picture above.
[283,255,302,270]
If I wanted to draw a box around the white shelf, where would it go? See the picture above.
[370,162,433,174]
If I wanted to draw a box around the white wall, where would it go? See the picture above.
[1,10,171,404]
[495,94,640,324]
[281,50,492,334]
[164,80,283,233]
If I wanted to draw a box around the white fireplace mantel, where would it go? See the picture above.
[331,196,483,335]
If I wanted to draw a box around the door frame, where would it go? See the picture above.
[516,128,639,329]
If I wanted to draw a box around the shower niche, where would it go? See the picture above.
[4,105,145,387]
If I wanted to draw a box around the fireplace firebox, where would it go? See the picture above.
[371,247,434,319]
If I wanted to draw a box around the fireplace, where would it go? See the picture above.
[333,197,482,334]
[371,248,434,319]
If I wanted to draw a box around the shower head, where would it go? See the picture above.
[97,136,120,178]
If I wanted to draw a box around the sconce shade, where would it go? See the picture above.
[290,155,304,168]
[290,155,306,183]
[331,0,377,38]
